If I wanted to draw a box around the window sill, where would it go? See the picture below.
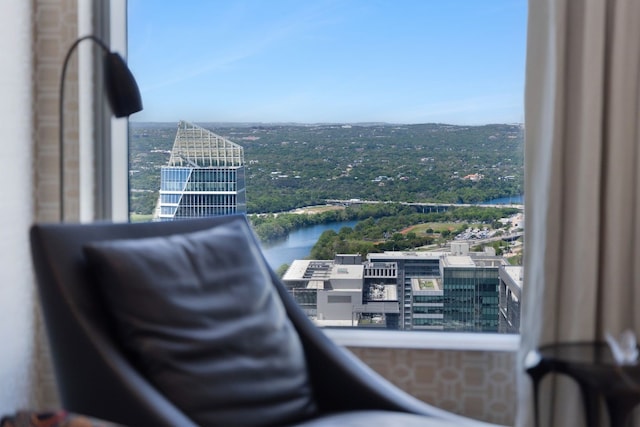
[323,328,520,352]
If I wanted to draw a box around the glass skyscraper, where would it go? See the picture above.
[157,121,246,220]
[441,256,503,332]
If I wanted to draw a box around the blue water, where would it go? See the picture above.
[482,195,524,205]
[260,220,359,270]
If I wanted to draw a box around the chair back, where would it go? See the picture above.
[30,215,260,426]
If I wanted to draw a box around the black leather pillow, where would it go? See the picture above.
[83,218,317,427]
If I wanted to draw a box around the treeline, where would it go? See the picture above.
[249,203,519,244]
[130,191,158,215]
[310,224,436,260]
[309,206,519,259]
[249,204,415,242]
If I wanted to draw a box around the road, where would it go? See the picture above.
[325,199,524,211]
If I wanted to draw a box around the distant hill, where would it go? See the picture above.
[128,122,524,215]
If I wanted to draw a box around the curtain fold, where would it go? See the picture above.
[519,0,640,426]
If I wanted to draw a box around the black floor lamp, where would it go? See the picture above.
[59,35,143,221]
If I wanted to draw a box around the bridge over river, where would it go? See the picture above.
[325,199,524,211]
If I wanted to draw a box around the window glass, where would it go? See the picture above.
[128,0,526,333]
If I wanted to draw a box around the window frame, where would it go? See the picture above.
[326,328,518,351]
[97,0,129,222]
[114,1,521,351]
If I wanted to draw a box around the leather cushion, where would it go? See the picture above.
[83,218,317,427]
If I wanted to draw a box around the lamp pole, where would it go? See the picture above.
[58,35,142,221]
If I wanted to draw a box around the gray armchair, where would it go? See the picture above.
[30,214,501,427]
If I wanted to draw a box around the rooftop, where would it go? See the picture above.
[368,251,443,261]
[413,278,441,291]
[282,259,364,283]
[441,255,476,268]
[367,283,398,301]
[167,121,244,168]
[331,264,364,280]
[501,265,524,290]
[282,260,333,281]
[473,258,508,268]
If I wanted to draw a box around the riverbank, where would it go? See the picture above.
[259,205,523,269]
[289,205,345,214]
[260,220,359,270]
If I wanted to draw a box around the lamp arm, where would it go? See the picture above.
[58,35,111,222]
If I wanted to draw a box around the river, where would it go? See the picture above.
[260,220,359,270]
[259,195,524,269]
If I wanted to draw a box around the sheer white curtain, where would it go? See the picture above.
[519,0,640,426]
[0,0,37,412]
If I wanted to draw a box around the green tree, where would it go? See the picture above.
[276,264,290,277]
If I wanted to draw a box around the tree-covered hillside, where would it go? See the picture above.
[129,122,523,215]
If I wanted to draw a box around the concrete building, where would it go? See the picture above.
[157,121,246,220]
[362,259,401,329]
[498,265,523,333]
[282,256,399,328]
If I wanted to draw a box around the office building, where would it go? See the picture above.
[440,253,506,332]
[282,255,400,328]
[498,266,523,333]
[367,251,441,330]
[410,277,445,330]
[157,121,246,220]
[283,245,510,332]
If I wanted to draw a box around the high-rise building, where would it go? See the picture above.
[367,251,441,329]
[282,255,400,328]
[440,253,506,332]
[410,277,444,331]
[498,265,523,333]
[157,121,246,220]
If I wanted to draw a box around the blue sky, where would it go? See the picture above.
[128,1,527,125]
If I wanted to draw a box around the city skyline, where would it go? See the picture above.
[128,1,527,125]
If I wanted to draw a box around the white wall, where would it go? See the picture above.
[0,0,36,414]
[317,290,362,321]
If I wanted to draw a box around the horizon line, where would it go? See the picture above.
[129,120,525,127]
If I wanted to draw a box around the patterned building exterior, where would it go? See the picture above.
[157,121,246,220]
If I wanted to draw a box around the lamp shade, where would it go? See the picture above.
[103,52,143,117]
